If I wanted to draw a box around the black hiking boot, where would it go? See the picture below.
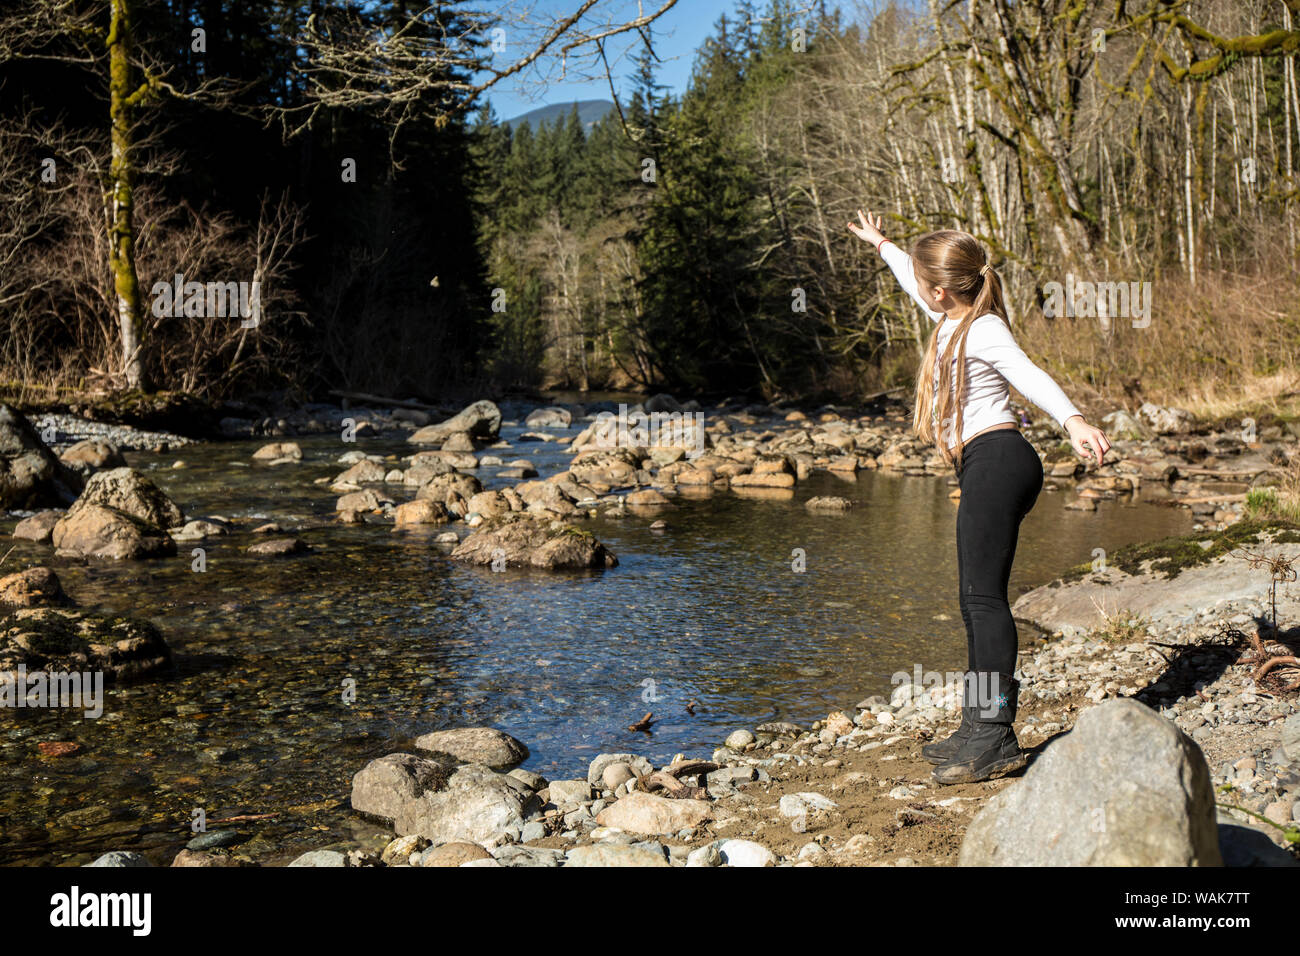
[921,706,976,764]
[932,671,1026,784]
[921,672,976,764]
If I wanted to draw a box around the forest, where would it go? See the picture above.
[2,0,1299,418]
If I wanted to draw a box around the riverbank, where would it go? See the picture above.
[4,392,1299,866]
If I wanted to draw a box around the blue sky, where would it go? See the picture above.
[478,0,744,121]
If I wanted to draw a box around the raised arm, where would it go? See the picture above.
[878,241,945,324]
[848,208,943,323]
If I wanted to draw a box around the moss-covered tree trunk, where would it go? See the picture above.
[107,0,147,391]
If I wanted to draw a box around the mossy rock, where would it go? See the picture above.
[0,608,172,682]
[1058,517,1300,583]
[451,513,615,570]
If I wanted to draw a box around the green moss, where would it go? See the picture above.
[6,612,91,656]
[1058,516,1300,583]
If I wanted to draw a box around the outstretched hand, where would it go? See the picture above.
[848,208,887,248]
[1065,415,1110,466]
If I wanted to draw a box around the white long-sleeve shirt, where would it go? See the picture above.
[879,240,1082,448]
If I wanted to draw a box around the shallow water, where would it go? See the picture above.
[0,419,1193,864]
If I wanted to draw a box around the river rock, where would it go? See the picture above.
[419,842,492,867]
[441,432,477,453]
[0,607,172,682]
[547,779,593,807]
[245,537,310,557]
[805,495,853,512]
[564,844,670,867]
[525,407,572,429]
[408,400,502,444]
[403,458,457,486]
[85,851,151,867]
[451,514,617,570]
[335,489,386,512]
[380,834,430,865]
[724,729,755,749]
[593,792,712,835]
[1101,409,1153,441]
[73,467,183,528]
[412,727,529,770]
[59,440,127,475]
[393,499,451,526]
[0,567,70,608]
[466,490,512,517]
[288,849,348,867]
[252,442,302,461]
[12,510,62,543]
[1138,402,1195,436]
[569,448,640,488]
[51,503,176,560]
[351,753,450,823]
[602,763,637,790]
[959,699,1222,866]
[351,754,531,845]
[334,459,387,485]
[415,473,482,513]
[171,849,241,867]
[171,519,230,541]
[1013,541,1300,634]
[719,839,777,867]
[587,753,653,787]
[0,406,83,509]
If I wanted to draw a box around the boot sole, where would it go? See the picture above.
[931,752,1026,785]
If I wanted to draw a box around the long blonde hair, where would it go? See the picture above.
[910,230,1009,472]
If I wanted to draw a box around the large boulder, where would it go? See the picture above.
[74,467,183,528]
[0,406,83,509]
[412,727,529,770]
[959,699,1222,866]
[450,514,617,570]
[0,607,172,682]
[407,400,502,444]
[51,502,176,560]
[350,754,534,846]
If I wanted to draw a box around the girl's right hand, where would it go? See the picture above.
[1065,415,1110,466]
[848,208,887,249]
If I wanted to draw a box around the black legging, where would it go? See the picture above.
[954,428,1044,677]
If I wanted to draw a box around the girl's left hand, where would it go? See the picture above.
[1065,415,1110,466]
[848,209,887,248]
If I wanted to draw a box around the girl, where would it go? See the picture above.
[848,210,1111,784]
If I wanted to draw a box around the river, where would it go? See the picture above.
[0,413,1193,864]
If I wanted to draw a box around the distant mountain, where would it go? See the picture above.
[501,99,615,131]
